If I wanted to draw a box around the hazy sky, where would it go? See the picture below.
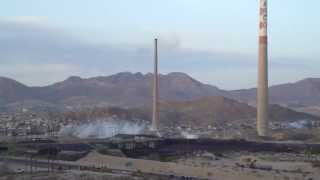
[1,0,319,89]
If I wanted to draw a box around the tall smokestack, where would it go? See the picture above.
[151,38,159,132]
[257,0,269,136]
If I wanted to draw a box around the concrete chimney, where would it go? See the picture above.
[257,0,269,136]
[151,38,159,132]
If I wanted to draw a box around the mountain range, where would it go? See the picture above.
[0,72,320,116]
[0,72,227,108]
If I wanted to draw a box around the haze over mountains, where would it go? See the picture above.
[0,72,320,116]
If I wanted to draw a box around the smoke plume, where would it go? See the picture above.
[59,119,147,139]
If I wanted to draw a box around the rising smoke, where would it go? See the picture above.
[181,131,199,139]
[59,119,147,139]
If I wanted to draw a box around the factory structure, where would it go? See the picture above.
[257,0,269,136]
[151,0,270,137]
[151,38,160,134]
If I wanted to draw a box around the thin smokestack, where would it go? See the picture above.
[151,38,159,132]
[257,0,269,136]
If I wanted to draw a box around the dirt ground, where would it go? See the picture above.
[1,151,319,180]
[0,171,149,180]
[76,151,320,180]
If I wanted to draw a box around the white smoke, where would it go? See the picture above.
[59,119,147,139]
[181,131,199,139]
[288,119,309,129]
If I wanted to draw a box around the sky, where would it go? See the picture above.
[0,0,319,90]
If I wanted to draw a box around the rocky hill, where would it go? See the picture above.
[0,77,32,105]
[0,72,228,108]
[59,96,319,129]
[230,78,320,115]
[1,72,320,116]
